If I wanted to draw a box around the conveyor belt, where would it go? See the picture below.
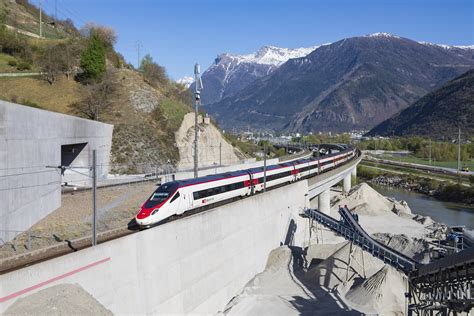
[305,206,419,273]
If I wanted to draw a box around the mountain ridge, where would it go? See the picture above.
[204,34,474,133]
[190,44,321,105]
[366,69,474,138]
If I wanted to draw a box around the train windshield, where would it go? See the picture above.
[144,182,180,209]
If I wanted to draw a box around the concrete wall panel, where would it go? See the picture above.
[0,101,113,241]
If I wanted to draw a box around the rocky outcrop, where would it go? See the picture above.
[370,175,436,195]
[175,113,245,170]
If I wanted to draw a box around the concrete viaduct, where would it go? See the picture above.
[0,154,361,314]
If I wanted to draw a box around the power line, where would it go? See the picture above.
[59,0,88,23]
[0,164,65,171]
[0,169,59,178]
[0,181,62,192]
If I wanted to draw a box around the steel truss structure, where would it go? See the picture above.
[304,206,474,315]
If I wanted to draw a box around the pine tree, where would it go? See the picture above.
[80,34,106,80]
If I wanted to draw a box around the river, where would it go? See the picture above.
[372,185,474,229]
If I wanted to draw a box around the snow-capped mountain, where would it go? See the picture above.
[193,45,322,105]
[365,32,401,38]
[206,34,474,133]
[364,33,474,50]
[176,76,194,88]
[220,45,322,66]
[418,41,474,50]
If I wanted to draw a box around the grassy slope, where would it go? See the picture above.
[0,68,191,172]
[0,0,71,39]
[0,76,83,110]
[378,154,474,170]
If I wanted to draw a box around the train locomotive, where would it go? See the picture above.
[135,146,356,227]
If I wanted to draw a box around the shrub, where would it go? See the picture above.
[140,54,168,86]
[435,183,474,204]
[22,99,42,109]
[357,165,383,179]
[16,61,31,71]
[275,148,286,157]
[7,59,17,67]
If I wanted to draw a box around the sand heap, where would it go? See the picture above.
[333,183,412,216]
[330,183,430,240]
[4,284,112,315]
[225,243,406,315]
[374,233,430,262]
[223,246,315,316]
[342,265,407,315]
[304,241,384,290]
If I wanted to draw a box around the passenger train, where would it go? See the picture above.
[135,146,357,227]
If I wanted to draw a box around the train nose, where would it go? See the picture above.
[136,208,159,226]
[136,210,149,220]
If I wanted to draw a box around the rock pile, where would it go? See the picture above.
[4,284,112,315]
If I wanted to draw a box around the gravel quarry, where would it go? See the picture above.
[221,183,446,315]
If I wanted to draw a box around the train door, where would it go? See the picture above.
[175,190,192,215]
[185,190,193,211]
[172,191,185,215]
[249,172,254,195]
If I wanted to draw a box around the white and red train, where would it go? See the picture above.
[135,146,357,227]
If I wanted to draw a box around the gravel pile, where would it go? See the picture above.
[4,284,112,315]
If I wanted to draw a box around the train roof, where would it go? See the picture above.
[247,163,292,174]
[174,170,249,187]
[293,158,313,164]
[247,167,264,173]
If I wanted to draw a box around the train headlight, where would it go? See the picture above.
[151,209,159,215]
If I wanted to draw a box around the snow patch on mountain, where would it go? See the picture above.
[176,76,194,88]
[215,44,324,67]
[365,32,400,38]
[419,42,474,50]
[455,45,474,50]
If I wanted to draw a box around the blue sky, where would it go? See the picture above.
[37,0,473,80]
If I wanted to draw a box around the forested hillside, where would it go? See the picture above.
[368,70,474,138]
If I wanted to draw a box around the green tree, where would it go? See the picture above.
[80,34,106,80]
[0,9,6,33]
[139,53,168,86]
[139,54,153,71]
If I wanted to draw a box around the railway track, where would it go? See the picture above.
[0,150,358,275]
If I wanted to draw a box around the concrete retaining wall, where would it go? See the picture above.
[0,101,113,242]
[0,181,310,314]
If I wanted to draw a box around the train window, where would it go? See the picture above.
[144,182,180,207]
[192,181,247,200]
[170,192,180,203]
[144,191,173,209]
